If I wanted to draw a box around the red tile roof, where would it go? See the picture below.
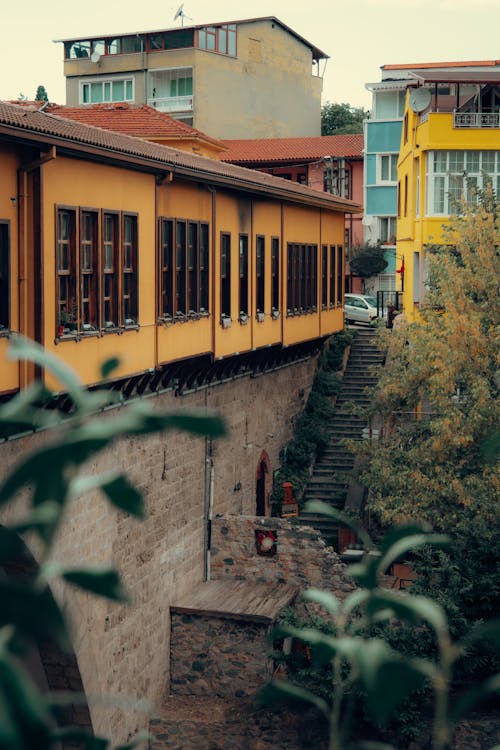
[219,134,364,164]
[383,60,500,71]
[45,103,224,148]
[0,101,360,213]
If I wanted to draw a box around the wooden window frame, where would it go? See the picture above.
[0,220,10,333]
[271,237,280,313]
[102,211,120,330]
[122,213,138,326]
[159,218,174,319]
[336,245,344,306]
[329,245,336,307]
[256,235,265,315]
[287,243,318,315]
[220,232,231,321]
[56,207,77,336]
[79,209,99,332]
[239,234,249,317]
[321,244,328,308]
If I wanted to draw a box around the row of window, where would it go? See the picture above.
[426,150,500,215]
[64,24,237,60]
[80,71,193,106]
[220,234,280,320]
[56,208,138,336]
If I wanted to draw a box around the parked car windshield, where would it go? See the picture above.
[364,297,377,307]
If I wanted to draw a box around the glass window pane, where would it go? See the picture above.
[104,82,111,101]
[90,82,103,103]
[113,80,124,101]
[125,79,133,100]
[108,38,121,54]
[381,156,389,181]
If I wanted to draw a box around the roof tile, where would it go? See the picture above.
[219,134,364,164]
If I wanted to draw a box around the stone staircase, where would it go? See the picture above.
[298,327,385,549]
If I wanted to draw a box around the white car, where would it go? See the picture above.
[344,294,381,325]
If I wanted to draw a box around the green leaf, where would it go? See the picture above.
[366,591,448,634]
[0,527,26,563]
[459,619,500,649]
[51,728,109,749]
[0,583,69,649]
[303,501,373,549]
[450,673,500,722]
[70,473,145,519]
[258,679,329,717]
[303,588,340,615]
[100,357,121,379]
[115,730,150,749]
[376,533,450,581]
[9,502,62,538]
[352,743,398,750]
[62,568,128,603]
[379,523,434,555]
[0,645,53,748]
[8,335,85,409]
[342,590,370,617]
[355,639,430,723]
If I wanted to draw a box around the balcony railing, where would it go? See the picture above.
[454,110,500,129]
[147,95,193,113]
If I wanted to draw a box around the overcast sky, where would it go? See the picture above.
[2,0,498,110]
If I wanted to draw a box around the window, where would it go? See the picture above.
[0,221,10,331]
[321,245,328,308]
[56,207,139,337]
[159,218,209,319]
[148,69,193,103]
[79,210,98,329]
[271,238,280,312]
[80,77,134,104]
[426,150,500,215]
[286,244,318,314]
[379,154,398,183]
[336,245,344,306]
[378,217,397,245]
[239,235,248,316]
[102,212,119,328]
[329,245,336,306]
[122,214,138,324]
[256,235,265,314]
[56,209,77,333]
[197,23,236,56]
[220,233,231,319]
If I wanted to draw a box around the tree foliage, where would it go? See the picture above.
[34,86,48,103]
[321,102,369,135]
[0,336,226,750]
[359,186,500,533]
[348,244,388,279]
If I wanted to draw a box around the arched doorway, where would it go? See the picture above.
[255,450,271,516]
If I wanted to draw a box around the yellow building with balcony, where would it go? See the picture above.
[396,63,500,319]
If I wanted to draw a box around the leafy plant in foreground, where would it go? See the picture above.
[262,504,500,750]
[0,336,226,750]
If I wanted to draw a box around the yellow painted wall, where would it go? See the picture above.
[0,147,20,392]
[41,156,157,389]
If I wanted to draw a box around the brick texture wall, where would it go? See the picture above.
[0,358,316,744]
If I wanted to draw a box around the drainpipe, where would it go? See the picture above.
[17,146,57,388]
[203,427,215,582]
[280,201,285,343]
[250,199,254,350]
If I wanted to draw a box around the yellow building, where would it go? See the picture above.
[0,101,358,398]
[396,64,500,319]
[56,16,327,139]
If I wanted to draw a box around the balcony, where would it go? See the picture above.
[454,110,500,129]
[147,95,193,114]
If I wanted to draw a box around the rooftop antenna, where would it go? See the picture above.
[173,3,192,26]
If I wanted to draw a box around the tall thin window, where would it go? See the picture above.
[102,213,119,328]
[122,214,138,325]
[199,223,209,312]
[336,245,344,305]
[239,234,248,316]
[256,235,265,314]
[188,222,198,313]
[321,245,328,308]
[175,221,187,314]
[220,233,231,319]
[0,222,10,331]
[287,243,317,313]
[160,219,173,317]
[271,237,279,312]
[57,209,77,331]
[329,245,336,306]
[80,210,98,329]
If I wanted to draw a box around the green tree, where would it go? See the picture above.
[348,244,388,279]
[321,102,369,135]
[359,186,499,532]
[34,85,48,102]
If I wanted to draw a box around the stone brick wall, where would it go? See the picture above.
[0,358,316,744]
[210,515,356,597]
[170,613,271,698]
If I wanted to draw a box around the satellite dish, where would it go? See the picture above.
[91,50,101,64]
[409,88,431,113]
[173,3,184,20]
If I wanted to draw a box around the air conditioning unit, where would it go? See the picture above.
[221,316,232,329]
[256,311,265,323]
